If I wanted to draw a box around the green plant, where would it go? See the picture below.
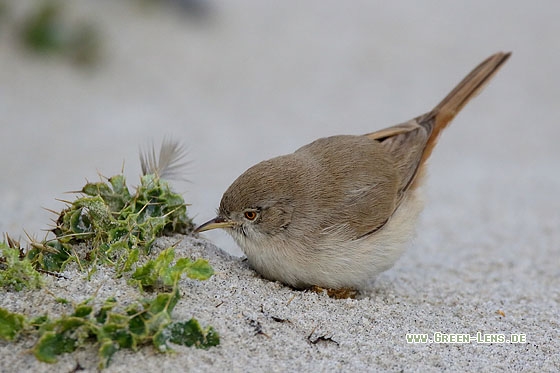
[0,289,219,369]
[1,141,219,368]
[28,172,193,275]
[131,247,213,291]
[20,0,100,66]
[0,239,43,291]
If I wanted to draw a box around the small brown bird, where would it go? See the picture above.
[196,52,511,291]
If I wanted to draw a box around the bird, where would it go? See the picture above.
[196,52,511,293]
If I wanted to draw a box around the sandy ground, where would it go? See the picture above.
[1,0,559,371]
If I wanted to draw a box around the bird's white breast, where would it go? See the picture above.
[229,189,425,290]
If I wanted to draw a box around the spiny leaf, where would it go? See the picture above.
[0,242,43,290]
[0,308,26,341]
[184,258,214,281]
[26,240,72,273]
[131,248,213,291]
[95,297,117,324]
[72,304,93,318]
[166,319,220,349]
[34,331,77,363]
[147,290,180,315]
[131,260,158,289]
[82,175,131,212]
[98,338,119,370]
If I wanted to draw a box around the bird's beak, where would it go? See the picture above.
[195,216,235,233]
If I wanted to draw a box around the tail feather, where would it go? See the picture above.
[365,52,511,195]
[418,52,511,168]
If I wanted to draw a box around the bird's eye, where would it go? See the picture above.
[244,211,257,221]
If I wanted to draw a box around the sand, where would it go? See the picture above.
[1,0,559,371]
[1,226,558,372]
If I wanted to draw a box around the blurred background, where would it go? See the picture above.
[1,0,559,255]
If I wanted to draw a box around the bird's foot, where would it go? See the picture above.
[310,286,358,299]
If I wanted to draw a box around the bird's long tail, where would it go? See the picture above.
[418,51,511,168]
[366,52,511,193]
